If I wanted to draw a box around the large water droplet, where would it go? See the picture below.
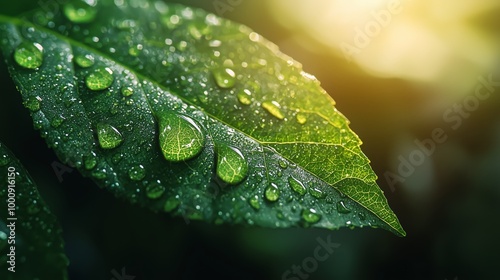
[158,113,205,162]
[14,42,43,69]
[216,144,248,185]
[164,196,180,212]
[301,208,321,224]
[74,54,95,68]
[264,183,280,202]
[96,123,123,149]
[86,67,114,91]
[128,165,146,181]
[288,176,306,196]
[262,101,285,120]
[309,186,326,199]
[63,1,97,23]
[336,201,351,214]
[23,96,41,112]
[237,89,252,105]
[83,152,98,170]
[146,181,165,199]
[212,68,236,89]
[248,195,260,210]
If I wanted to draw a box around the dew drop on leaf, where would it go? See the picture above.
[309,186,326,199]
[63,1,97,24]
[248,195,260,210]
[237,89,252,105]
[0,153,9,166]
[288,176,307,196]
[74,54,95,68]
[296,113,307,124]
[13,42,43,69]
[121,86,134,97]
[128,165,146,181]
[216,144,248,185]
[262,101,285,120]
[96,123,123,149]
[23,96,41,112]
[85,67,114,91]
[83,152,98,170]
[164,196,180,212]
[337,201,351,214]
[264,182,280,202]
[146,181,165,199]
[158,112,205,162]
[301,208,321,224]
[212,68,236,89]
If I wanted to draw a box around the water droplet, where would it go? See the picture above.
[309,186,326,199]
[158,113,205,162]
[23,96,41,112]
[301,208,321,224]
[96,123,123,149]
[74,54,94,68]
[85,67,114,91]
[121,86,134,97]
[212,68,236,89]
[216,144,248,185]
[128,44,143,56]
[128,165,146,181]
[164,196,180,212]
[83,152,98,170]
[279,160,288,169]
[336,201,351,214]
[51,115,65,128]
[248,195,260,210]
[288,176,306,196]
[63,1,97,23]
[262,101,285,120]
[146,181,165,199]
[296,113,307,124]
[264,182,280,202]
[237,89,252,105]
[14,42,43,69]
[358,212,366,220]
[0,153,9,166]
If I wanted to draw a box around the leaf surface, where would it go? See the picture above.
[0,0,405,236]
[0,142,68,279]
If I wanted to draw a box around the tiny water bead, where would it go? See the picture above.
[121,86,134,97]
[336,201,351,214]
[216,144,248,185]
[301,208,321,224]
[237,89,252,105]
[96,123,123,149]
[309,186,326,199]
[212,68,236,89]
[74,54,95,68]
[248,195,260,210]
[14,42,44,69]
[262,101,285,120]
[63,1,97,24]
[146,181,165,199]
[288,176,307,196]
[158,112,205,162]
[128,165,146,181]
[296,113,307,124]
[264,183,280,202]
[85,67,114,91]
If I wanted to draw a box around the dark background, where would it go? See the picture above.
[1,0,499,279]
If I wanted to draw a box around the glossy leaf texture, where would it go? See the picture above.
[0,142,69,279]
[0,0,405,236]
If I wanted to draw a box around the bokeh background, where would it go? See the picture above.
[1,0,500,279]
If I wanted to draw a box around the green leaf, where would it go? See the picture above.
[0,0,405,236]
[0,142,69,279]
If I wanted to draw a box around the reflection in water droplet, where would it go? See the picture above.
[337,201,351,214]
[63,2,97,23]
[248,195,260,210]
[14,42,44,69]
[212,68,236,89]
[128,165,146,181]
[75,54,95,68]
[146,181,165,199]
[216,144,248,185]
[158,112,205,162]
[86,67,114,91]
[288,176,307,196]
[96,123,123,149]
[262,101,285,120]
[265,183,280,202]
[237,89,252,105]
[164,196,180,212]
[121,86,134,97]
[296,113,307,124]
[23,96,41,112]
[301,208,321,224]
